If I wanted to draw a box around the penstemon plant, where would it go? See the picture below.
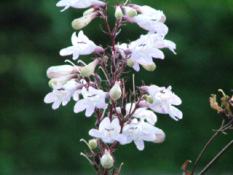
[44,0,182,174]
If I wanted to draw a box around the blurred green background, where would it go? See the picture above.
[0,0,233,174]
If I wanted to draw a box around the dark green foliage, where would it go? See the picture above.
[0,0,232,174]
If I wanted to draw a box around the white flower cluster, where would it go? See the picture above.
[44,0,182,170]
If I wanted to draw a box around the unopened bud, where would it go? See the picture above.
[124,6,137,18]
[72,12,97,30]
[47,65,75,79]
[49,74,75,88]
[100,150,114,169]
[89,139,98,149]
[127,59,135,67]
[115,6,123,19]
[142,63,156,72]
[80,59,99,77]
[145,95,154,104]
[83,8,95,16]
[103,55,109,61]
[110,81,122,101]
[153,129,165,143]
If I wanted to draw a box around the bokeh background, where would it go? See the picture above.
[1,0,233,174]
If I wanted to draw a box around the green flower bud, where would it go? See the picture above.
[109,81,122,101]
[124,7,137,18]
[72,12,97,30]
[145,95,154,104]
[83,8,95,16]
[80,59,99,77]
[142,63,156,72]
[100,150,114,169]
[127,59,135,67]
[115,6,123,19]
[88,139,98,149]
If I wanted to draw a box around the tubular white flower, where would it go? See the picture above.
[74,86,107,117]
[124,14,168,36]
[130,4,166,23]
[146,85,182,120]
[123,119,164,150]
[56,0,106,12]
[89,117,127,144]
[60,31,100,60]
[44,80,81,110]
[46,65,80,79]
[49,74,76,87]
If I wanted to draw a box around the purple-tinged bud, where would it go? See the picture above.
[115,6,123,19]
[80,59,99,77]
[100,150,114,169]
[72,12,98,30]
[94,46,105,55]
[124,48,132,55]
[109,81,122,101]
[139,86,149,92]
[46,65,79,79]
[92,0,106,9]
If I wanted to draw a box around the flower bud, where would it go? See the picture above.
[153,129,165,143]
[123,6,137,18]
[142,63,156,72]
[72,12,98,30]
[115,6,123,19]
[127,59,135,67]
[109,81,122,101]
[47,65,75,79]
[100,150,114,169]
[80,59,99,77]
[83,8,95,16]
[103,55,109,61]
[49,74,75,88]
[145,95,154,104]
[89,139,98,149]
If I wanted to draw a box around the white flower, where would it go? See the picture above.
[129,34,165,71]
[123,119,164,150]
[124,14,168,36]
[124,103,157,125]
[44,80,81,109]
[74,86,107,117]
[146,85,182,120]
[60,31,98,60]
[130,5,166,23]
[89,117,127,144]
[46,65,78,79]
[56,0,105,12]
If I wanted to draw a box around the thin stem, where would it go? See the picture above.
[198,140,233,175]
[191,131,219,174]
[191,119,225,175]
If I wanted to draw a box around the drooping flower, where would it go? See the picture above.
[46,65,81,79]
[123,119,165,150]
[144,85,182,121]
[124,14,168,36]
[74,86,107,117]
[44,79,82,110]
[89,117,127,144]
[56,0,106,12]
[129,4,166,23]
[60,31,102,60]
